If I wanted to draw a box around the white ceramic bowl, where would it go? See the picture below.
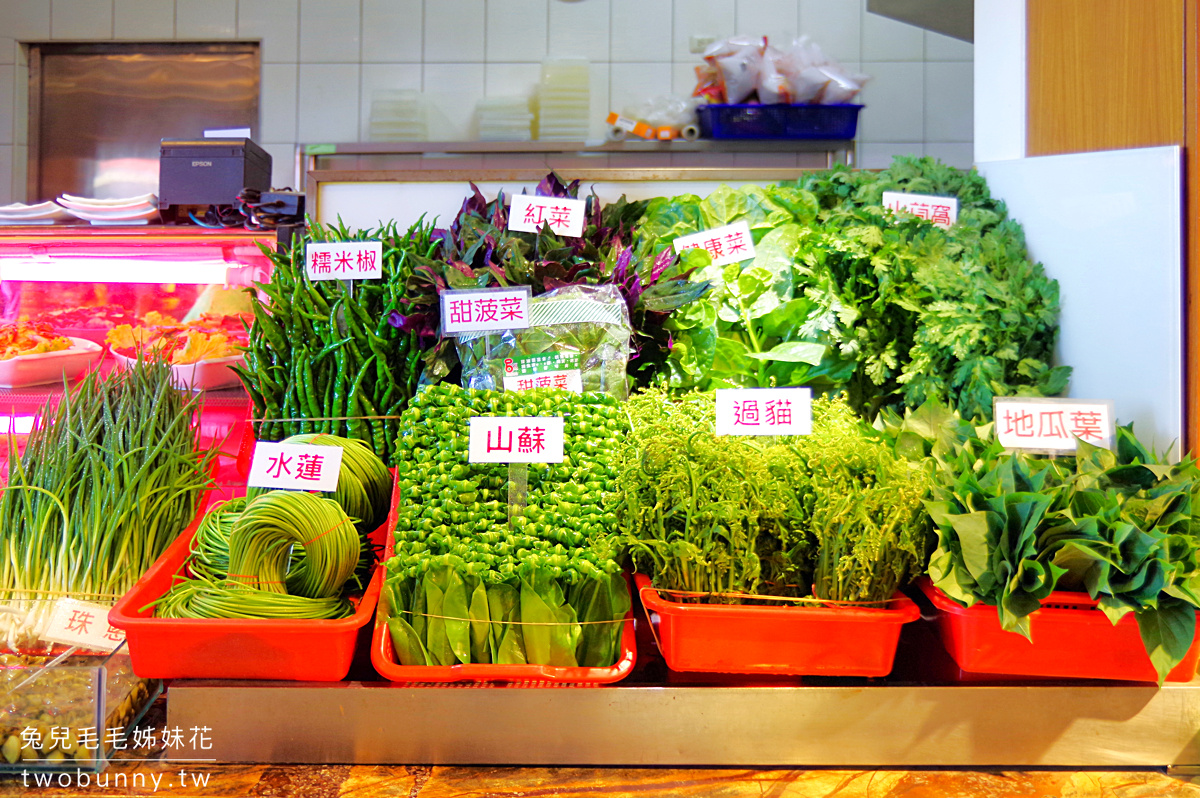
[0,338,104,388]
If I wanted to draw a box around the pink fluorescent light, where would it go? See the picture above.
[0,256,234,285]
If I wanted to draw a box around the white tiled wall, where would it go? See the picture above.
[0,0,973,203]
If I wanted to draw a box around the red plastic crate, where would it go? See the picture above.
[636,573,919,676]
[917,578,1200,682]
[109,473,399,681]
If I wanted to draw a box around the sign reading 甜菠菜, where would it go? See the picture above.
[502,352,583,394]
[305,241,383,281]
[246,442,345,492]
[468,416,565,463]
[672,221,755,268]
[507,194,587,238]
[993,397,1115,453]
[715,388,813,436]
[440,287,532,336]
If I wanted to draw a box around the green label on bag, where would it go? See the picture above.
[501,352,583,393]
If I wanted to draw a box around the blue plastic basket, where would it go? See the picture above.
[696,103,863,140]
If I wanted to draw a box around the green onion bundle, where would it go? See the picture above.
[0,360,218,647]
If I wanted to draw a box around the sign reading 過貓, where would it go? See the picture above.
[993,397,1115,453]
[715,388,812,436]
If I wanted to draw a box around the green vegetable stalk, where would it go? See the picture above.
[384,383,631,668]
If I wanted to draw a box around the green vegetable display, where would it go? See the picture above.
[907,402,1200,683]
[237,218,437,463]
[634,157,1069,421]
[0,360,218,647]
[616,390,931,605]
[384,383,630,667]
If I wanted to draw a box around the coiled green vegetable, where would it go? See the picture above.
[154,578,352,620]
[188,497,249,581]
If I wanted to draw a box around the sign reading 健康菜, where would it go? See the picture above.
[715,388,812,436]
[40,598,125,652]
[672,221,755,268]
[507,194,587,238]
[502,352,583,393]
[468,416,565,463]
[306,241,383,281]
[881,192,959,228]
[994,397,1115,453]
[247,442,345,492]
[440,287,532,336]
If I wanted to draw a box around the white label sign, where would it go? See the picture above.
[468,416,565,463]
[508,194,587,238]
[882,191,959,228]
[306,241,383,281]
[440,287,532,335]
[247,442,344,492]
[672,221,755,267]
[994,398,1115,453]
[41,599,124,652]
[715,388,812,436]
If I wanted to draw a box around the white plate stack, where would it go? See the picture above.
[534,59,590,141]
[476,96,534,142]
[56,193,160,225]
[0,201,73,225]
[368,89,429,142]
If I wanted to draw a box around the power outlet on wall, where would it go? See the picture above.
[689,35,716,54]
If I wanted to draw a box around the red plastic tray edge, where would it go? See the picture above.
[108,472,399,680]
[915,576,1200,682]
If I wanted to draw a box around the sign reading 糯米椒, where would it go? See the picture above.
[246,442,345,492]
[467,416,565,463]
[993,397,1116,453]
[672,221,755,268]
[306,241,383,281]
[714,388,813,436]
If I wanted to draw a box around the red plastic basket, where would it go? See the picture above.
[109,474,398,681]
[917,578,1200,682]
[635,573,919,676]
[371,571,637,684]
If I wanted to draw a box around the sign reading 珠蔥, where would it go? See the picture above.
[881,192,959,228]
[715,388,812,436]
[507,194,587,238]
[672,221,755,268]
[40,598,125,652]
[306,241,383,281]
[440,287,532,336]
[468,417,565,463]
[247,442,344,492]
[993,397,1115,453]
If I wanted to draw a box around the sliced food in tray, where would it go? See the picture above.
[0,322,103,388]
[107,313,250,391]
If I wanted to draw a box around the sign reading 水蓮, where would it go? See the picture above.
[468,416,565,463]
[501,352,583,394]
[247,442,344,492]
[508,194,587,238]
[440,287,532,336]
[306,241,383,281]
[881,191,959,228]
[40,598,125,652]
[672,221,755,268]
[715,388,812,436]
[994,397,1115,453]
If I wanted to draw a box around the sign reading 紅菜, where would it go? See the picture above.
[881,192,959,228]
[508,194,587,238]
[715,388,812,436]
[306,241,383,281]
[993,397,1115,453]
[440,287,532,336]
[502,352,583,394]
[468,416,565,463]
[672,221,755,268]
[40,598,125,652]
[247,442,344,492]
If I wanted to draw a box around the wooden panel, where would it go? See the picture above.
[1188,0,1200,455]
[1028,0,1184,156]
